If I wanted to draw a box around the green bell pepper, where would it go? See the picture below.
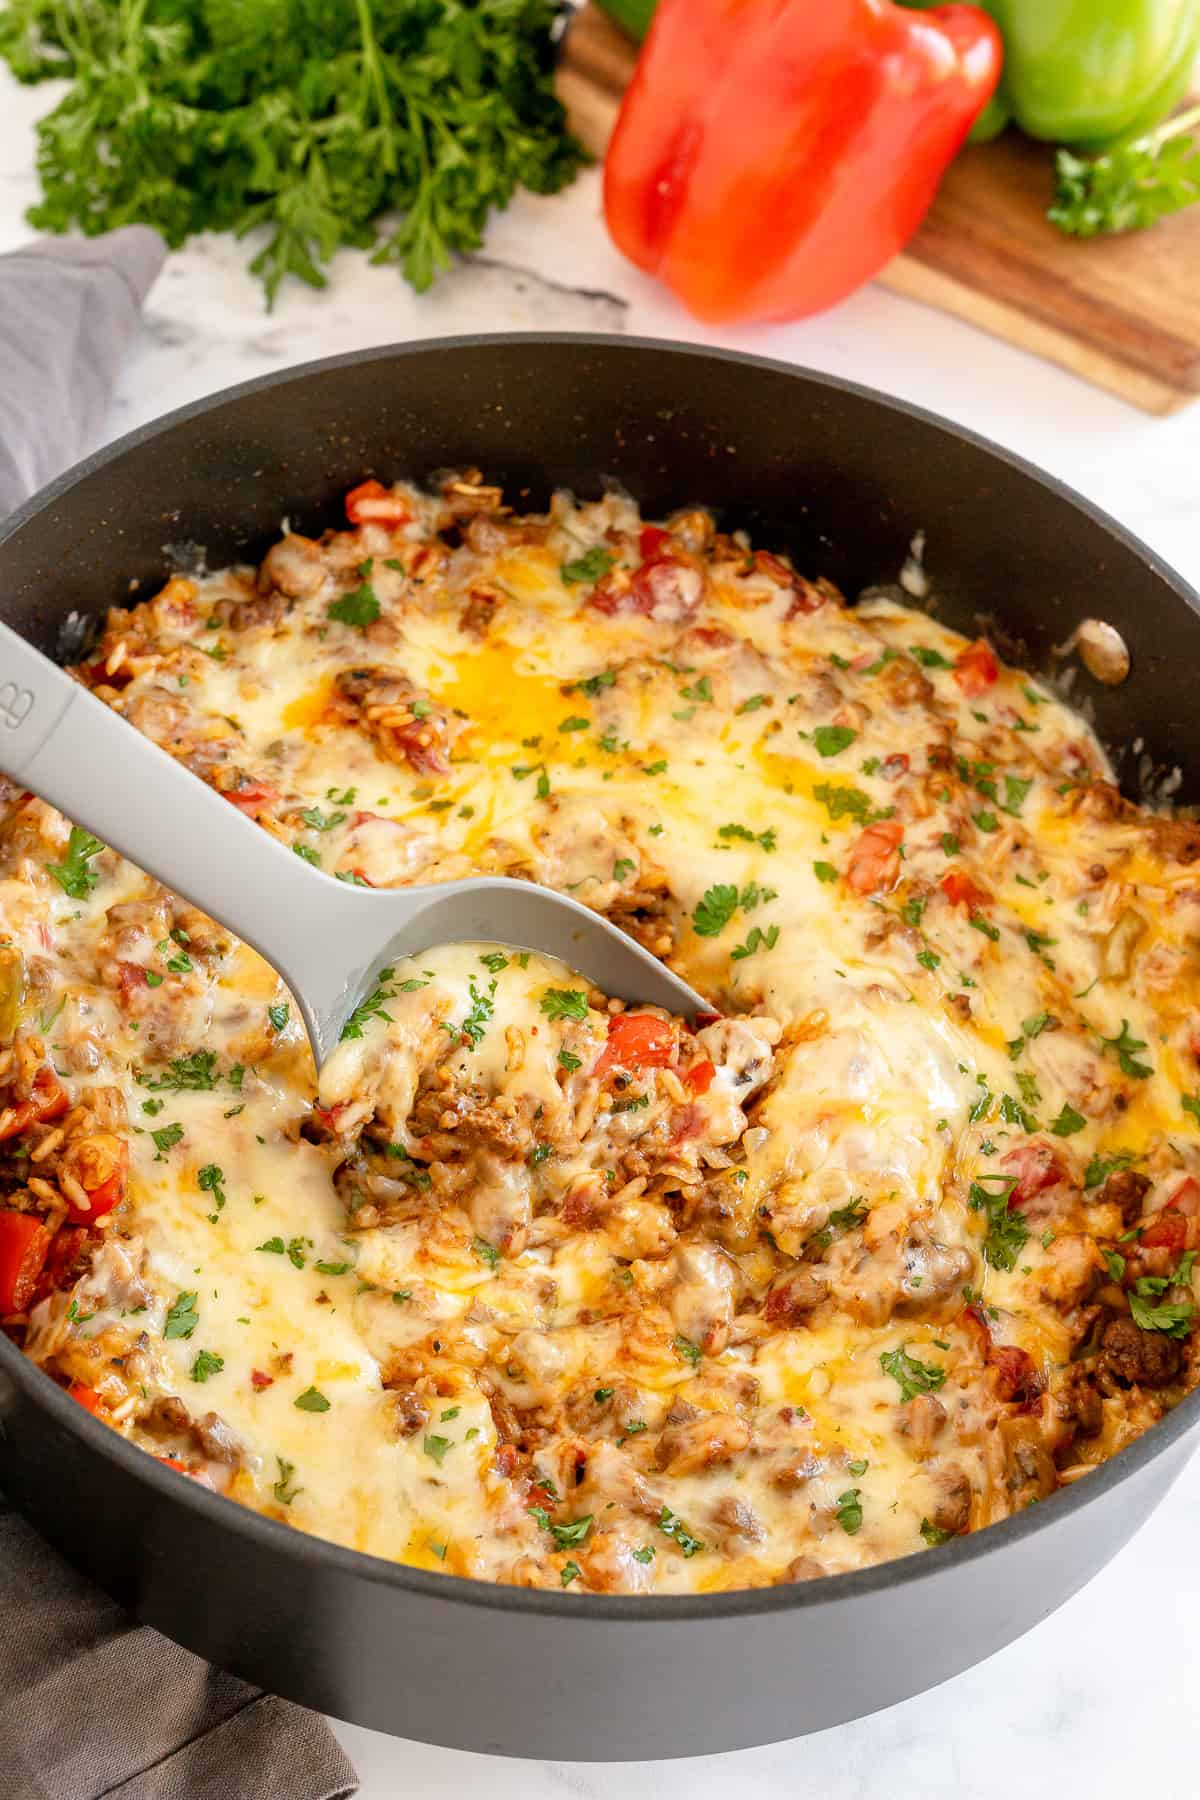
[900,0,1200,148]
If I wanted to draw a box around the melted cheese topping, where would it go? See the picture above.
[4,477,1198,1595]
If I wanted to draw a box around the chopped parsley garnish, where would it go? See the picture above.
[920,1518,954,1547]
[550,1515,593,1551]
[560,1561,582,1587]
[594,1388,614,1403]
[1101,1020,1153,1080]
[730,923,780,961]
[151,1122,184,1161]
[916,949,940,972]
[528,1143,553,1166]
[267,1003,289,1032]
[631,1546,655,1564]
[941,833,959,856]
[257,1237,286,1255]
[901,896,926,928]
[693,883,739,938]
[142,1051,219,1092]
[423,1434,453,1464]
[969,914,1000,942]
[737,694,769,714]
[910,646,952,669]
[558,715,590,733]
[293,844,321,867]
[190,1349,224,1383]
[540,987,589,1022]
[847,1458,869,1477]
[340,968,399,1040]
[164,1291,199,1340]
[1085,1151,1137,1191]
[879,1344,946,1401]
[314,1260,353,1277]
[835,1488,863,1535]
[1049,1103,1087,1137]
[612,1092,650,1113]
[1001,775,1033,816]
[572,668,617,697]
[613,858,636,882]
[473,1235,501,1271]
[300,806,346,833]
[560,546,615,585]
[813,725,856,758]
[680,675,712,704]
[327,582,381,627]
[557,1048,582,1073]
[813,861,838,884]
[812,782,874,824]
[657,1505,703,1558]
[445,976,496,1049]
[968,1175,1027,1270]
[197,1163,226,1213]
[973,810,998,834]
[46,826,105,899]
[674,1334,702,1366]
[294,1387,331,1413]
[273,1457,302,1505]
[718,822,776,852]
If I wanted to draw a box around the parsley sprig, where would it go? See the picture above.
[1,0,587,307]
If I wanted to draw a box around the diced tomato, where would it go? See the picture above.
[345,479,410,527]
[845,819,903,895]
[597,1012,676,1074]
[63,1138,128,1225]
[1141,1214,1188,1251]
[0,1065,69,1143]
[526,1483,556,1512]
[953,640,999,699]
[988,1344,1038,1404]
[67,1382,103,1414]
[311,1101,355,1135]
[683,1059,716,1096]
[34,1225,90,1303]
[224,782,280,816]
[250,1369,274,1391]
[640,525,669,560]
[1167,1176,1200,1216]
[0,1211,52,1313]
[1001,1141,1068,1209]
[940,870,990,910]
[629,555,703,621]
[116,961,151,1006]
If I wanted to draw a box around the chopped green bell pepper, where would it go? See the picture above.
[900,0,1200,149]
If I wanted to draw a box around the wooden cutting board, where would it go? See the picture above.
[558,5,1200,414]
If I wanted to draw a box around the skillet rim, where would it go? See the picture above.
[1,329,1198,1627]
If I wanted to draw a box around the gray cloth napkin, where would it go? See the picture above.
[0,232,359,1800]
[0,228,166,517]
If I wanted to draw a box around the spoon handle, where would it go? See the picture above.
[0,622,350,1024]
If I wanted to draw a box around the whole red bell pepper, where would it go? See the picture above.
[603,0,1002,323]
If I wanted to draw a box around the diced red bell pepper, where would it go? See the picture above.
[845,820,904,895]
[223,782,280,816]
[597,1012,676,1074]
[1001,1142,1068,1209]
[0,1064,69,1143]
[0,1211,52,1313]
[1141,1213,1188,1251]
[67,1382,103,1414]
[639,525,670,560]
[953,640,999,698]
[683,1059,716,1096]
[940,870,990,910]
[62,1137,129,1225]
[345,479,410,527]
[603,0,1001,324]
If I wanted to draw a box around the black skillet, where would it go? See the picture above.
[1,336,1197,1761]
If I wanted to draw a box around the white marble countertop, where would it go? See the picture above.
[4,64,1200,1800]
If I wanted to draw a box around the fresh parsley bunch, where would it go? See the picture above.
[0,0,586,305]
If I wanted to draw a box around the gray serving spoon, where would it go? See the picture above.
[0,624,707,1066]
